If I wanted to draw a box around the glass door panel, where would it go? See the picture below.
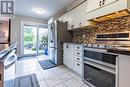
[24,25,37,55]
[38,27,48,54]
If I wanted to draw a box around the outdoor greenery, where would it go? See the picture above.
[24,27,34,47]
[41,35,48,45]
[24,26,48,53]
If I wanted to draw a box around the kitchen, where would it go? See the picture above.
[0,0,130,87]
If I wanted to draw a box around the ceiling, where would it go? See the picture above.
[15,0,76,20]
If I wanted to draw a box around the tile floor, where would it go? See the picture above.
[16,55,89,87]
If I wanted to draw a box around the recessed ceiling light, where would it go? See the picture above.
[32,8,46,14]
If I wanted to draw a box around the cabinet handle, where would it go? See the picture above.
[79,22,82,27]
[66,45,69,48]
[71,25,74,28]
[77,47,80,49]
[77,58,80,60]
[77,64,80,66]
[99,0,102,6]
[0,74,1,81]
[102,0,105,5]
[77,52,80,54]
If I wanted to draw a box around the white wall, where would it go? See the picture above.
[10,15,48,57]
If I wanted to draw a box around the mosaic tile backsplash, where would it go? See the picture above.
[72,16,130,43]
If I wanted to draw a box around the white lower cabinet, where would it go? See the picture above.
[63,43,74,69]
[63,43,83,76]
[74,61,82,75]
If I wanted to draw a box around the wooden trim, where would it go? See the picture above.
[9,19,11,46]
[89,9,130,22]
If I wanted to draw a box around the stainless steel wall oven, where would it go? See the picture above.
[83,48,118,87]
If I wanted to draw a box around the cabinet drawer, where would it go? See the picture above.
[74,61,82,75]
[74,56,82,62]
[74,45,82,51]
[74,50,82,57]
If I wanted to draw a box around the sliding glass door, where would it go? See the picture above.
[23,24,48,56]
[24,25,37,55]
[38,26,48,53]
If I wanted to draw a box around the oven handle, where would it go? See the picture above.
[4,54,17,70]
[83,47,107,53]
[83,59,116,74]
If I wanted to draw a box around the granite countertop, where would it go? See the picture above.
[107,48,130,56]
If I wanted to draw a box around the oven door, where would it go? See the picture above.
[83,48,117,69]
[83,63,115,87]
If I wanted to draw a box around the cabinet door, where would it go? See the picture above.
[74,61,82,75]
[62,13,69,22]
[75,1,87,28]
[63,43,69,66]
[58,16,63,22]
[87,0,101,13]
[68,9,77,30]
[63,43,73,69]
[69,44,74,69]
[104,0,118,6]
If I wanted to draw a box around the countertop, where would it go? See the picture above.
[0,42,18,62]
[107,48,130,56]
[64,42,130,56]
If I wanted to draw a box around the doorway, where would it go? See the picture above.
[21,22,48,56]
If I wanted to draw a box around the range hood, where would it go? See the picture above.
[89,9,130,22]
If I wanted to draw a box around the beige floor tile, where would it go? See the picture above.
[54,83,67,87]
[51,68,67,75]
[39,80,49,87]
[45,76,62,87]
[56,73,73,82]
[67,71,79,78]
[80,84,89,87]
[63,79,84,87]
[35,71,45,81]
[41,69,57,79]
[16,55,89,87]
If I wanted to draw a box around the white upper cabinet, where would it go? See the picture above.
[62,13,69,22]
[68,1,88,30]
[68,9,77,30]
[58,13,69,22]
[86,0,128,20]
[76,1,88,27]
[86,0,101,13]
[105,0,118,6]
[58,16,63,22]
[87,0,118,13]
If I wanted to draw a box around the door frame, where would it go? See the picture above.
[21,21,47,57]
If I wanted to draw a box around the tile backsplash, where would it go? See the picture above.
[72,16,130,43]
